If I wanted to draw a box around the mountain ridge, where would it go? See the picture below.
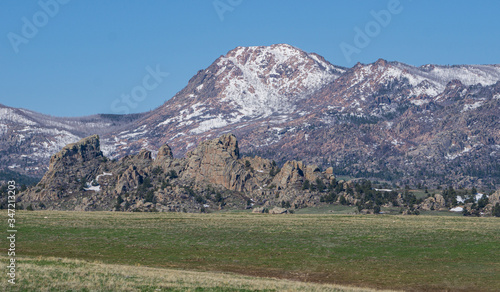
[1,44,499,189]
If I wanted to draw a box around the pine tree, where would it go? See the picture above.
[493,203,500,217]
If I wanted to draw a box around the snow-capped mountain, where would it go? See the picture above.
[101,44,346,158]
[212,44,345,118]
[1,44,499,189]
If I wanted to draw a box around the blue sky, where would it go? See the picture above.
[1,0,499,117]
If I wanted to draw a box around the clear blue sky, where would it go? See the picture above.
[1,0,499,117]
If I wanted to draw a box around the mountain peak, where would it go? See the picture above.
[224,44,305,60]
[209,44,345,118]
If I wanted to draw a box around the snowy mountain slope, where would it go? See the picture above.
[214,44,345,118]
[0,103,145,177]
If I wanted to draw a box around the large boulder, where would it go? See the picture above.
[182,134,249,191]
[419,194,446,211]
[269,207,288,214]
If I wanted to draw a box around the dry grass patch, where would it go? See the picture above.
[4,256,393,292]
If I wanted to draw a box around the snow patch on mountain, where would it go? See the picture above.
[158,103,206,126]
[410,99,430,106]
[461,101,484,112]
[0,108,37,125]
[30,130,81,159]
[396,63,500,92]
[190,112,244,134]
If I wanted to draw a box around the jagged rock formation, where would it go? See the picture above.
[20,134,334,212]
[184,134,245,191]
[27,135,107,202]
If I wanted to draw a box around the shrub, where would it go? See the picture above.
[215,193,224,203]
[302,180,310,190]
[321,192,336,204]
[152,166,163,175]
[195,195,206,204]
[477,195,489,209]
[115,195,124,210]
[493,203,500,217]
[315,178,325,192]
[144,190,155,203]
[168,170,178,179]
[281,200,291,208]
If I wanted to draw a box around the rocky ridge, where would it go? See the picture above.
[20,134,332,212]
[18,133,500,216]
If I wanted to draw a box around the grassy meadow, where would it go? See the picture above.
[2,211,499,291]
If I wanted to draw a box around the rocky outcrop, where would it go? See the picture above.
[489,190,500,205]
[22,133,496,216]
[419,194,446,211]
[24,135,106,202]
[272,161,305,189]
[48,134,102,166]
[183,134,250,191]
[153,144,174,169]
[21,134,335,212]
[115,165,145,194]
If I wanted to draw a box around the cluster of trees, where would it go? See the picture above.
[0,182,28,209]
[317,179,403,212]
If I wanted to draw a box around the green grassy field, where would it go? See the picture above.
[2,211,500,291]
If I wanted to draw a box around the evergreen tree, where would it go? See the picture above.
[493,203,500,217]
